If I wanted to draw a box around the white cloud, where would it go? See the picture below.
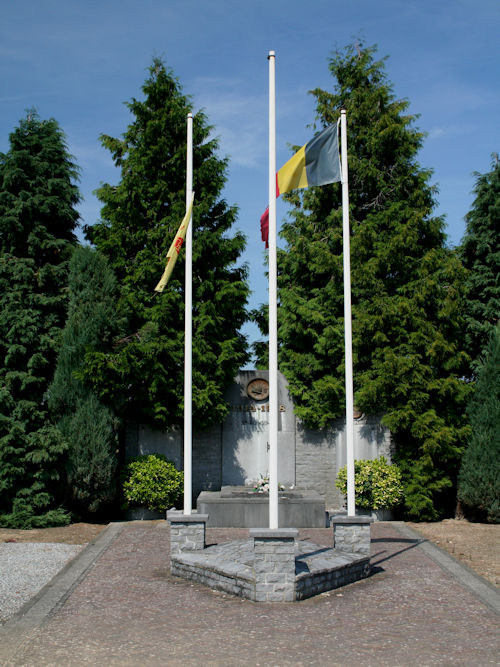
[193,78,267,168]
[67,141,115,170]
[427,122,475,140]
[192,76,315,169]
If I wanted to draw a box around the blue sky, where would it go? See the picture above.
[1,0,498,351]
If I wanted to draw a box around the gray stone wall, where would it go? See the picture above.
[167,512,207,554]
[192,423,222,493]
[331,516,373,556]
[251,529,297,602]
[295,424,342,508]
[295,556,371,600]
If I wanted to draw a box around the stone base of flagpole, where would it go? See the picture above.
[167,510,208,555]
[169,521,372,602]
[330,514,373,556]
[250,528,298,602]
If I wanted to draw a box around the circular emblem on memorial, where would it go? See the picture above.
[246,378,269,401]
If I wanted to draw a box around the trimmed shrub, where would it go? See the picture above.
[335,457,404,510]
[121,454,183,512]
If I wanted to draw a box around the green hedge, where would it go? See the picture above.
[335,457,404,510]
[121,454,183,512]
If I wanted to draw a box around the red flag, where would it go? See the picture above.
[260,207,269,248]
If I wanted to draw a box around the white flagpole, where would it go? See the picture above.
[183,112,193,515]
[341,109,355,517]
[268,51,279,529]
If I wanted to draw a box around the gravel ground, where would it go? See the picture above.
[0,542,82,624]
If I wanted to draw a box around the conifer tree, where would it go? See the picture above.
[0,111,79,527]
[84,59,249,430]
[457,324,500,522]
[256,44,471,520]
[460,157,500,372]
[48,246,120,517]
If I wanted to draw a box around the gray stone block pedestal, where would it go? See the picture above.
[249,528,298,602]
[167,511,208,554]
[331,514,373,556]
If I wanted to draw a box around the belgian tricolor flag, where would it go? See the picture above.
[261,123,341,246]
[276,122,341,195]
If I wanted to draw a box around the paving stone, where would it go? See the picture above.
[1,523,499,666]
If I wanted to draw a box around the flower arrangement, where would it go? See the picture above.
[252,474,290,493]
[335,456,404,510]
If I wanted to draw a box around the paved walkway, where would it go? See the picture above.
[1,522,499,666]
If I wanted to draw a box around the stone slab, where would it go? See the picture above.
[249,528,299,539]
[330,513,374,525]
[166,511,209,523]
[197,488,326,528]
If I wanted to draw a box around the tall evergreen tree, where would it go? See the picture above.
[48,247,121,517]
[84,59,249,430]
[255,44,471,520]
[457,324,500,523]
[460,156,500,372]
[0,111,79,527]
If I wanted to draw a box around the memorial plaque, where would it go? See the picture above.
[246,378,269,401]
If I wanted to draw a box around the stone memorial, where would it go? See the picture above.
[196,485,326,528]
[125,369,393,517]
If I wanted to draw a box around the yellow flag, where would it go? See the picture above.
[154,194,194,292]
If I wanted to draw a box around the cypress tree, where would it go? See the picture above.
[0,111,79,527]
[48,246,121,517]
[256,44,471,520]
[84,59,249,430]
[460,156,500,372]
[457,324,500,522]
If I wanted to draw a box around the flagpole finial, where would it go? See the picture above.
[268,50,276,59]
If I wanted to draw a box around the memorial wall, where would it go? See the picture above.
[125,370,393,509]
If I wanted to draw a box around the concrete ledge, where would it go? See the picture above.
[330,514,374,525]
[166,511,209,523]
[249,528,299,539]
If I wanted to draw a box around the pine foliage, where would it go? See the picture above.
[457,325,500,522]
[0,111,79,527]
[256,44,471,519]
[460,157,500,371]
[48,246,120,517]
[84,59,249,429]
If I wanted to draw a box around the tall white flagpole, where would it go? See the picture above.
[341,109,355,516]
[183,112,193,515]
[268,51,279,529]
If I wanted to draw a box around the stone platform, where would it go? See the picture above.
[170,537,371,602]
[196,486,326,528]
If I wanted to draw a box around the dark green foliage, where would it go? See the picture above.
[84,59,249,430]
[0,111,79,527]
[255,43,471,520]
[458,325,500,522]
[48,247,120,517]
[121,454,183,512]
[460,157,500,372]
